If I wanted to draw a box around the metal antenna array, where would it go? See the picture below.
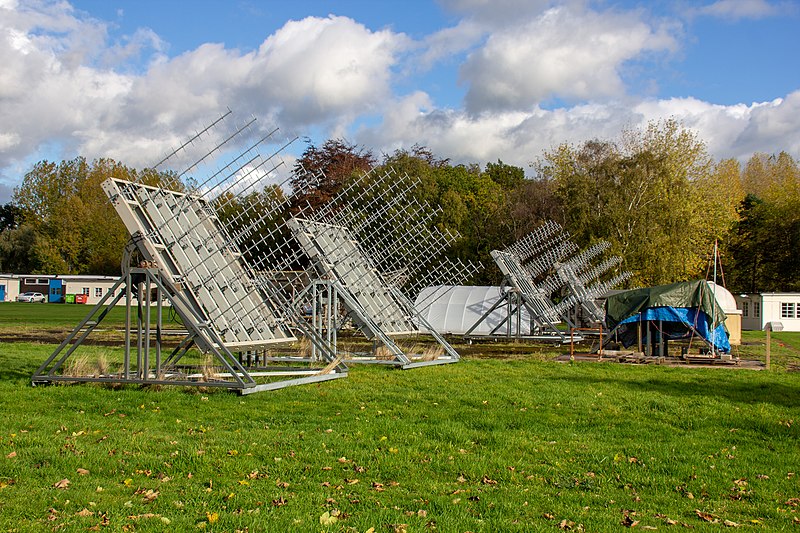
[303,168,483,300]
[286,168,478,367]
[466,220,630,341]
[33,110,348,393]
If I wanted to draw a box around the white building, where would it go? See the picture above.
[0,274,21,302]
[735,293,800,332]
[0,274,120,305]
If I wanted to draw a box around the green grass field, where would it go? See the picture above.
[0,302,178,331]
[1,305,799,531]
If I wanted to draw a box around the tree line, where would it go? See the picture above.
[1,119,798,293]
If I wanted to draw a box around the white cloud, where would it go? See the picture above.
[731,91,800,157]
[695,0,783,20]
[0,6,407,173]
[254,16,408,125]
[438,0,560,27]
[459,6,677,113]
[359,90,800,173]
[0,0,797,207]
[631,94,800,160]
[0,1,136,166]
[417,19,485,70]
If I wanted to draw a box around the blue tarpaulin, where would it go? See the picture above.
[618,306,731,353]
[605,280,731,353]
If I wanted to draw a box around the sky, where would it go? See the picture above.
[1,0,799,203]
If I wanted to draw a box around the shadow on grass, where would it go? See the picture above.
[0,344,56,381]
[549,371,800,409]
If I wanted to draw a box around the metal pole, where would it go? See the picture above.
[124,270,132,378]
[156,272,162,378]
[765,327,771,370]
[144,273,152,381]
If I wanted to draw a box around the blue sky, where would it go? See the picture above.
[1,0,799,202]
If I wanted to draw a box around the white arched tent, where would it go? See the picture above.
[415,286,531,336]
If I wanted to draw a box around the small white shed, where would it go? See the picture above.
[735,292,800,332]
[0,274,20,302]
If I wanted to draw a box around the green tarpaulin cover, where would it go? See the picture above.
[605,279,728,330]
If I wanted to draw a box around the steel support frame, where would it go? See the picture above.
[288,218,460,369]
[32,266,347,394]
[293,279,461,369]
[463,286,579,343]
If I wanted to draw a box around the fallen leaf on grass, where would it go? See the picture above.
[723,519,740,527]
[372,482,384,491]
[621,509,639,528]
[481,475,497,485]
[337,457,349,464]
[543,513,555,520]
[345,478,359,485]
[655,514,678,525]
[127,513,157,520]
[276,480,290,489]
[6,451,16,459]
[272,497,287,507]
[206,511,219,524]
[142,489,159,502]
[319,509,340,525]
[77,468,90,475]
[391,524,408,533]
[53,478,70,490]
[558,519,575,530]
[695,509,718,523]
[76,508,93,517]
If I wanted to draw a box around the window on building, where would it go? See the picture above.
[95,287,103,298]
[753,302,760,318]
[742,302,749,317]
[82,287,90,296]
[781,302,796,319]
